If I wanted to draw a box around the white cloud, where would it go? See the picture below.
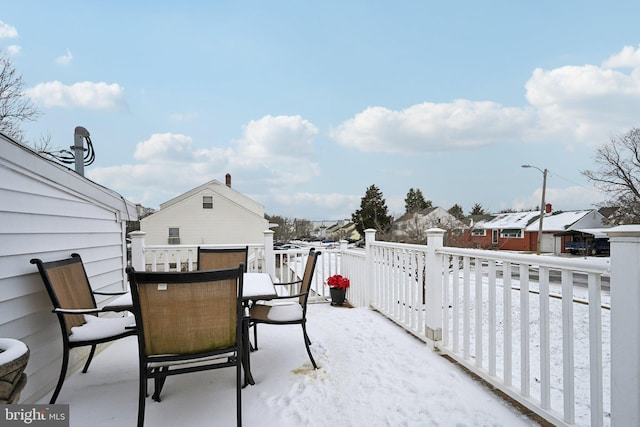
[333,48,640,155]
[331,101,533,153]
[89,116,322,209]
[231,115,320,186]
[512,185,605,212]
[0,21,18,39]
[55,49,73,65]
[602,45,640,68]
[7,45,20,56]
[25,81,126,110]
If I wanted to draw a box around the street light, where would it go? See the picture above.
[521,164,547,255]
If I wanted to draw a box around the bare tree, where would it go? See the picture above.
[0,51,41,143]
[582,128,640,224]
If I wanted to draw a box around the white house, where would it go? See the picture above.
[391,207,465,243]
[140,175,268,246]
[0,133,137,403]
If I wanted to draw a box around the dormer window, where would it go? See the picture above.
[203,196,213,209]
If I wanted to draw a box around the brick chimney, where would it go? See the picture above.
[225,173,231,188]
[545,203,552,213]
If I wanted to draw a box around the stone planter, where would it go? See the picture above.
[0,338,30,404]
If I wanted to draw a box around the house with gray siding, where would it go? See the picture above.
[0,133,137,403]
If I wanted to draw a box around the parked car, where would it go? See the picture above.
[565,239,610,256]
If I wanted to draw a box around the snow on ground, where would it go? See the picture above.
[44,303,537,427]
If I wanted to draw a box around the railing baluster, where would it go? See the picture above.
[463,257,471,361]
[561,269,575,424]
[474,257,483,368]
[589,272,604,427]
[520,263,530,397]
[452,255,460,353]
[488,259,496,376]
[503,262,512,387]
[539,266,550,409]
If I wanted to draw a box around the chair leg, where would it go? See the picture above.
[138,363,147,427]
[236,350,242,426]
[152,367,169,402]
[302,324,318,369]
[252,323,259,351]
[49,347,70,404]
[82,345,98,373]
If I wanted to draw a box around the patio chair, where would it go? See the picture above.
[126,265,245,427]
[197,246,248,272]
[30,253,136,404]
[249,248,321,369]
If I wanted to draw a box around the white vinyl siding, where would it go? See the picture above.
[0,136,136,404]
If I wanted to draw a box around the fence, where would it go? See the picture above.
[129,225,640,426]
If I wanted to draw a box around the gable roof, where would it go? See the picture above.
[158,179,263,214]
[525,210,601,232]
[476,211,540,230]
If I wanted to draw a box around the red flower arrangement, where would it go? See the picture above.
[327,274,350,290]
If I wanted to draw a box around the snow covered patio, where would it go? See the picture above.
[41,302,538,427]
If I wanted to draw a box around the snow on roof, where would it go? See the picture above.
[476,211,540,229]
[525,210,595,232]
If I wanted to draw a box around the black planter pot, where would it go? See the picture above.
[330,287,346,306]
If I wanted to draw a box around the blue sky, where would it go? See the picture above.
[3,1,640,220]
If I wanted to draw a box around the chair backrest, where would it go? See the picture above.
[126,266,244,357]
[30,254,97,335]
[299,249,321,307]
[197,247,248,272]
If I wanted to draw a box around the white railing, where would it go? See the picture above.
[129,226,640,427]
[437,247,610,427]
[352,229,614,427]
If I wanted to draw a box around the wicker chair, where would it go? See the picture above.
[249,248,321,369]
[126,265,245,427]
[30,254,135,404]
[197,246,248,272]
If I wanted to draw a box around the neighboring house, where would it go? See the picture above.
[526,209,609,254]
[140,176,268,246]
[0,133,137,403]
[391,207,466,244]
[469,205,608,253]
[470,210,544,251]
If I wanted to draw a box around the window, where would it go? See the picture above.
[472,229,486,236]
[500,228,522,238]
[203,196,213,209]
[168,227,180,244]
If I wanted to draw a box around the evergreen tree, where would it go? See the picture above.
[448,204,465,220]
[404,188,432,213]
[469,203,486,216]
[352,185,393,236]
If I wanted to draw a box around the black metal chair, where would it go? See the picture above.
[30,253,135,404]
[249,248,321,369]
[126,265,245,427]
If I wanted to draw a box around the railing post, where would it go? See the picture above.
[129,230,146,271]
[426,228,445,349]
[606,225,640,427]
[263,229,275,279]
[339,239,348,251]
[364,229,377,308]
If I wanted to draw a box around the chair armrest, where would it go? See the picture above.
[53,307,103,315]
[93,290,128,296]
[260,291,308,301]
[273,279,302,287]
